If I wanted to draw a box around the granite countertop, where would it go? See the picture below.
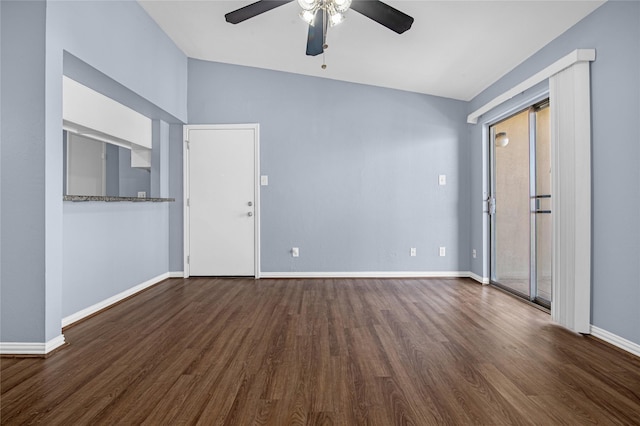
[64,195,175,202]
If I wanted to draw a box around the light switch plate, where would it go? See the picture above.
[438,175,446,186]
[292,247,299,257]
[410,248,417,257]
[261,175,269,186]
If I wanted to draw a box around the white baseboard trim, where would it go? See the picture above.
[590,325,640,358]
[169,271,185,278]
[468,271,489,284]
[260,271,473,279]
[1,334,66,356]
[61,272,171,328]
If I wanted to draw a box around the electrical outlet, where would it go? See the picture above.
[410,247,417,257]
[137,191,146,198]
[292,247,299,257]
[439,247,446,257]
[472,249,477,258]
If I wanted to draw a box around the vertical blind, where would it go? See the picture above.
[549,61,592,334]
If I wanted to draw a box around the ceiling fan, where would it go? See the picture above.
[224,0,414,57]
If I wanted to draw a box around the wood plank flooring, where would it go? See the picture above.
[2,277,640,425]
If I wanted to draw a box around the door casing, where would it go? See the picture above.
[183,124,261,278]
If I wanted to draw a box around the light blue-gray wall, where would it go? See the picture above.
[3,0,638,355]
[51,2,188,122]
[1,0,187,343]
[62,202,169,317]
[188,60,470,273]
[105,143,120,196]
[168,123,184,272]
[151,120,171,198]
[468,1,640,346]
[1,1,48,342]
[118,147,151,198]
[47,1,187,322]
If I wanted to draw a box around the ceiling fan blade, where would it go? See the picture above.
[306,10,324,56]
[350,0,414,34]
[225,0,293,24]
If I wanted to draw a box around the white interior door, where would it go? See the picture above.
[187,126,257,276]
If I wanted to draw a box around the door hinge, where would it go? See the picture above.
[187,255,190,264]
[186,198,190,207]
[185,139,189,149]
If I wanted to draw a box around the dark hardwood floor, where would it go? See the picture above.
[2,277,640,425]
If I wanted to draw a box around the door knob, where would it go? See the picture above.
[248,201,253,206]
[248,212,253,217]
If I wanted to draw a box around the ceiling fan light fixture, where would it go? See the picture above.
[333,0,352,13]
[300,9,317,25]
[299,0,350,27]
[224,0,415,57]
[298,0,319,11]
[329,10,345,26]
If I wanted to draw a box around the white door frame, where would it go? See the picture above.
[183,124,261,278]
[474,49,594,334]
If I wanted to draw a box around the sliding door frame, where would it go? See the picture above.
[474,49,594,334]
[487,100,550,308]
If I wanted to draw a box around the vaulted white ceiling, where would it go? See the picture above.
[139,0,604,101]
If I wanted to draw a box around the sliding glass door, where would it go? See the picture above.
[489,101,551,308]
[533,105,551,303]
